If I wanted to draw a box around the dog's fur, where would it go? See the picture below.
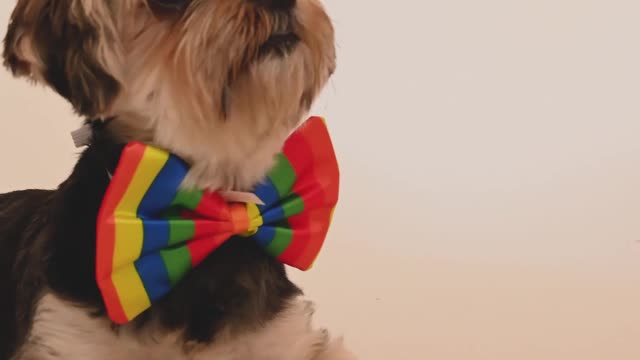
[1,0,353,359]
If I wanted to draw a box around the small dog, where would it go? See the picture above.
[0,1,354,359]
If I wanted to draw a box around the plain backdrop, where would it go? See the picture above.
[2,1,640,359]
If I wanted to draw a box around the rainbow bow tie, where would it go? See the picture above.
[96,117,339,324]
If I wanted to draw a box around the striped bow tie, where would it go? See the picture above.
[96,117,339,324]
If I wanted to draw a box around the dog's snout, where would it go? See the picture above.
[254,0,296,11]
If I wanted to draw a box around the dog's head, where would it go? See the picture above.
[3,0,335,190]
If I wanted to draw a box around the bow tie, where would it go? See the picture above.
[96,117,339,324]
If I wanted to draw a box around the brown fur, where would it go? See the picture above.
[4,0,336,190]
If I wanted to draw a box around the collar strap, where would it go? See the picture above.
[71,118,114,148]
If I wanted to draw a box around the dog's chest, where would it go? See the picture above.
[17,294,181,360]
[17,294,331,360]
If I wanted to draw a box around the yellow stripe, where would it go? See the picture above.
[112,218,144,270]
[329,207,336,224]
[110,146,168,320]
[111,264,151,321]
[242,203,264,237]
[112,146,169,270]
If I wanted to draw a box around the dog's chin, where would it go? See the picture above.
[4,0,336,191]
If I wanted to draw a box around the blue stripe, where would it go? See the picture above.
[134,254,172,302]
[141,220,170,256]
[253,177,280,208]
[252,226,276,248]
[138,155,189,217]
[260,205,285,224]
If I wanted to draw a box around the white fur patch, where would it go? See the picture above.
[16,294,355,360]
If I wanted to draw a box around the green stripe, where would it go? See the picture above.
[169,220,195,246]
[268,154,297,197]
[281,195,305,218]
[264,227,294,257]
[172,190,203,210]
[160,246,193,285]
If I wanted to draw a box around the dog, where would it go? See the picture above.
[0,0,355,359]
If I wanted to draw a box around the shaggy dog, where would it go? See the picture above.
[0,0,354,359]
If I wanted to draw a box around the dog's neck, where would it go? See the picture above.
[77,116,289,192]
[89,114,292,192]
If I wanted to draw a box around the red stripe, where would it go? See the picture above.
[186,233,231,267]
[277,222,311,269]
[192,191,232,220]
[186,193,236,267]
[284,117,339,208]
[95,142,146,324]
[278,117,339,268]
[168,193,239,269]
[188,220,235,267]
[294,208,333,269]
[277,127,314,264]
[192,219,235,240]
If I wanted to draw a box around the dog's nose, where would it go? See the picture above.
[255,0,296,11]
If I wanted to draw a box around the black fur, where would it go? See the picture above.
[0,125,301,359]
[3,0,121,116]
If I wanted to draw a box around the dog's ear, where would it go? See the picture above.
[3,0,121,117]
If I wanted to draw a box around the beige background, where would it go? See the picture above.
[2,0,640,359]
